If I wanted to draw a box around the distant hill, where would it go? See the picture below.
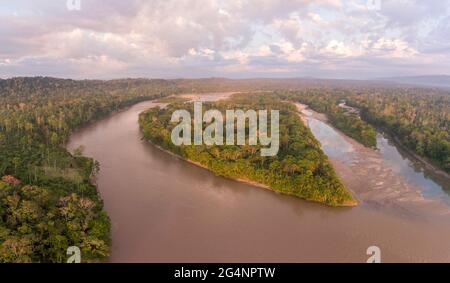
[379,75,450,88]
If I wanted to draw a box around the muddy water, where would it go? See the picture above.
[67,97,450,262]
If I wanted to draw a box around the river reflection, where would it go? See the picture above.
[306,117,356,165]
[67,98,450,262]
[303,106,449,201]
[378,135,450,195]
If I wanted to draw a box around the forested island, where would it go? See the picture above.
[1,77,448,262]
[139,93,357,207]
[172,79,449,173]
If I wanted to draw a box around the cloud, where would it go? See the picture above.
[0,0,450,79]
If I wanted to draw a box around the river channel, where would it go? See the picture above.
[67,94,450,262]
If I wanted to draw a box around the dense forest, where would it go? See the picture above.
[348,90,449,173]
[278,90,378,148]
[139,93,356,206]
[274,86,449,173]
[1,76,448,262]
[173,79,449,173]
[174,78,449,172]
[0,77,175,262]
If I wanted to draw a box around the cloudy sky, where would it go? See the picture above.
[1,0,450,79]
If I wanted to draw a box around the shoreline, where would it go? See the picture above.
[65,94,450,263]
[296,102,448,180]
[295,103,361,205]
[386,132,450,180]
[139,96,357,207]
[141,136,357,208]
[296,102,450,218]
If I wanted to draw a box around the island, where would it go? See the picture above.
[139,93,357,207]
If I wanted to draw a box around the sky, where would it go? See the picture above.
[1,0,450,80]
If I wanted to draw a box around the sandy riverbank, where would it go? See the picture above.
[296,103,450,219]
[144,141,357,207]
[140,97,356,207]
[143,98,446,213]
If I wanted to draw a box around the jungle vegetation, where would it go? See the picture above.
[0,77,175,262]
[1,76,448,262]
[348,90,449,172]
[278,91,377,148]
[276,86,449,173]
[139,93,357,207]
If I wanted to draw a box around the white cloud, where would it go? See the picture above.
[324,40,354,57]
[371,37,418,58]
[0,0,449,79]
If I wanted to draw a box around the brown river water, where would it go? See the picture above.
[67,94,450,262]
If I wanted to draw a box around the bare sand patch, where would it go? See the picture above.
[297,103,450,219]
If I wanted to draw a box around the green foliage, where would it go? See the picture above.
[0,183,107,262]
[139,94,356,206]
[278,91,377,148]
[277,86,449,173]
[0,77,175,262]
[1,76,447,261]
[349,90,449,172]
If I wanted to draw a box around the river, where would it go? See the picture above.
[67,95,450,262]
